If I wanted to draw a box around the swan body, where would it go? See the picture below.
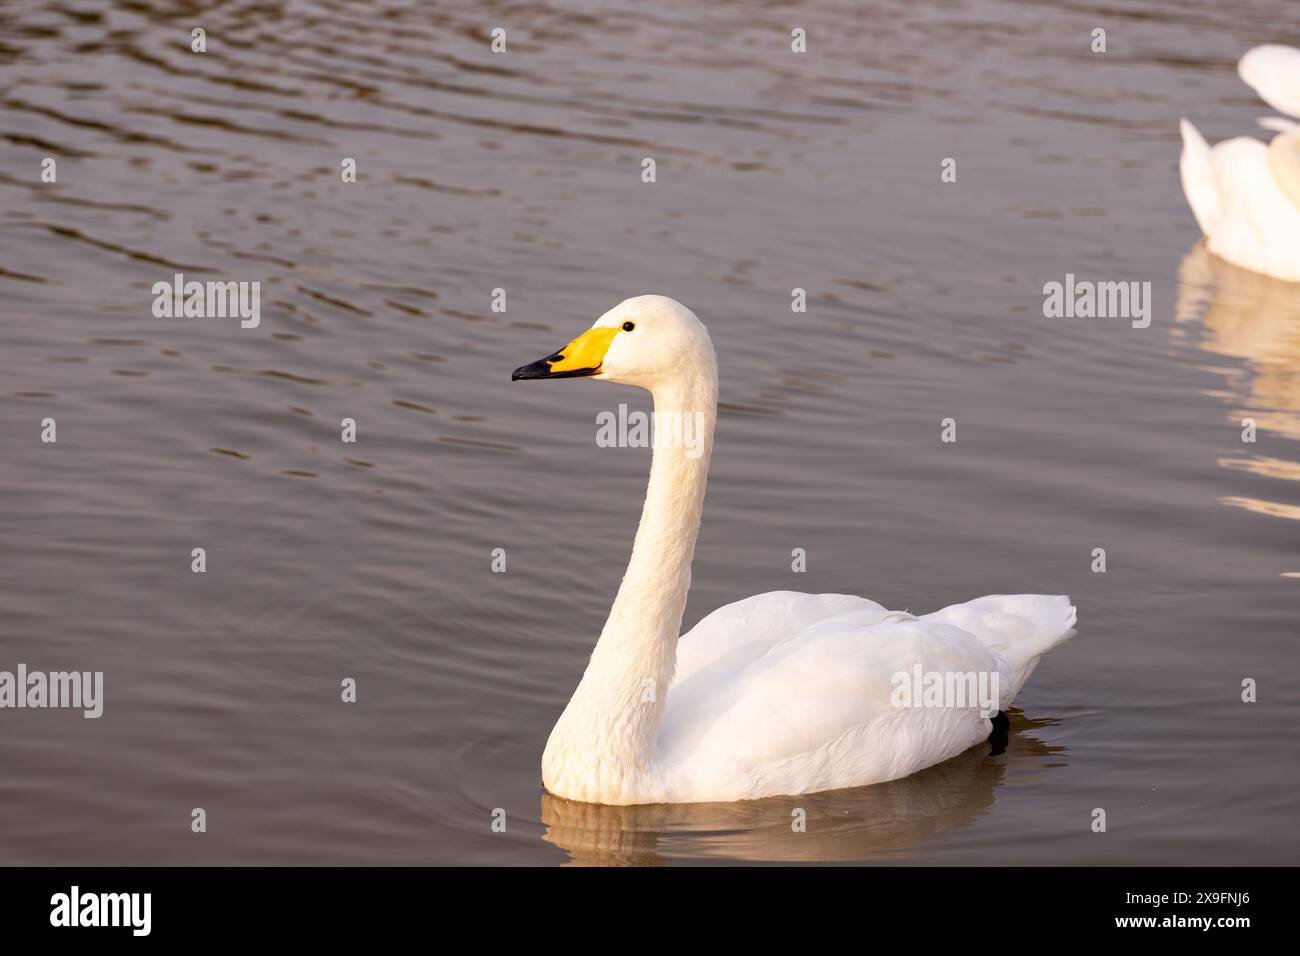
[514,296,1076,805]
[1180,45,1300,282]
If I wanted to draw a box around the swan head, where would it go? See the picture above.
[511,295,715,390]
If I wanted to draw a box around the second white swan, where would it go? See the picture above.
[513,295,1077,805]
[1180,44,1300,282]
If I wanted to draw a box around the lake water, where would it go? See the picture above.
[1,0,1297,865]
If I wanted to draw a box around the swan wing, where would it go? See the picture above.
[1208,135,1300,280]
[1180,118,1221,236]
[1268,130,1300,210]
[660,593,1074,801]
[1180,118,1300,281]
[1239,45,1300,119]
[673,590,888,684]
[919,593,1077,699]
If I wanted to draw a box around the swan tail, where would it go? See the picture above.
[1239,45,1300,120]
[1180,118,1221,238]
[922,594,1076,706]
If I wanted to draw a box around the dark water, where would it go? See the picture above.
[1,0,1297,865]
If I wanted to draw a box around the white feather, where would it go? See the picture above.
[531,297,1078,805]
[1258,116,1297,133]
[1179,45,1300,282]
[658,592,1074,802]
[1239,44,1300,119]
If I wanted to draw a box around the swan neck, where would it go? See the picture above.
[606,375,717,645]
[546,366,718,796]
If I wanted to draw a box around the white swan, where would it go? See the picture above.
[1180,44,1300,282]
[513,295,1076,805]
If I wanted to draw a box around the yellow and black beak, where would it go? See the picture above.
[512,326,619,381]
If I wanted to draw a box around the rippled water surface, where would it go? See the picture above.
[2,0,1298,864]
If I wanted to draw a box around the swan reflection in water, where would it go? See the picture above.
[540,712,1065,865]
[1175,242,1300,524]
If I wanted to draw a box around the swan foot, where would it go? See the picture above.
[988,710,1010,756]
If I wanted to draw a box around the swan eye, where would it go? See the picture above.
[622,321,635,332]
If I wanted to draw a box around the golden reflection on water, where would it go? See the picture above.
[1175,243,1300,526]
[540,714,1065,865]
